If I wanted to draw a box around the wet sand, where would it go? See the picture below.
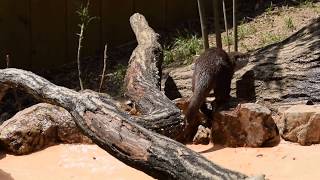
[1,141,319,180]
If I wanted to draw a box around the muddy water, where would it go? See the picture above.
[1,141,320,180]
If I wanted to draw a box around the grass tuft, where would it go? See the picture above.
[164,34,202,66]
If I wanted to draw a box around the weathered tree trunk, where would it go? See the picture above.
[0,68,247,179]
[0,13,255,180]
[124,13,184,139]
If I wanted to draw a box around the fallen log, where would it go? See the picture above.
[0,13,260,179]
[0,68,248,179]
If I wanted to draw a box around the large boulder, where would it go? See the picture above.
[212,103,280,147]
[0,103,91,155]
[277,104,320,145]
[163,18,320,108]
[234,18,320,104]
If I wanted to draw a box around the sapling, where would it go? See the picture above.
[99,44,108,92]
[76,0,96,90]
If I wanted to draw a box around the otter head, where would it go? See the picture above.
[228,51,249,72]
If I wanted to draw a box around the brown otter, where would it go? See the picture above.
[182,47,248,142]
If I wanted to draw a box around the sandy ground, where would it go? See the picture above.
[1,140,320,180]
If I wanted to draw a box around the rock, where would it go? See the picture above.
[173,97,211,126]
[162,65,193,100]
[163,18,320,108]
[233,18,320,104]
[278,104,320,145]
[0,103,91,155]
[193,125,211,145]
[212,103,280,147]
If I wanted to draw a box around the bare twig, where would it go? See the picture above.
[76,0,96,90]
[77,23,85,90]
[5,54,10,68]
[99,44,108,92]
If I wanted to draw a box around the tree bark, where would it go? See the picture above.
[124,13,184,139]
[0,71,249,179]
[0,13,256,180]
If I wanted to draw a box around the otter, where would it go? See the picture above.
[182,47,248,142]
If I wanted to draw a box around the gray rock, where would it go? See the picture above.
[278,104,320,145]
[232,18,320,104]
[163,18,320,106]
[0,103,91,155]
[212,103,280,147]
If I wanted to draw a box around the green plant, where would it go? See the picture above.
[76,0,97,90]
[163,46,175,65]
[266,2,274,14]
[261,32,284,45]
[164,34,202,66]
[113,64,127,95]
[238,24,257,40]
[314,5,320,13]
[222,33,234,46]
[284,17,295,30]
[299,0,315,8]
[114,64,126,82]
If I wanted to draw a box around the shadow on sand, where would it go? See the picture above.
[198,144,225,154]
[0,169,14,180]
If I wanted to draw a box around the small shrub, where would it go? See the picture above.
[110,64,127,96]
[163,46,175,65]
[76,0,97,90]
[266,2,274,14]
[113,64,127,86]
[314,5,320,13]
[238,24,257,40]
[299,0,315,8]
[240,42,250,52]
[164,34,202,66]
[222,34,234,46]
[284,17,295,30]
[261,32,284,45]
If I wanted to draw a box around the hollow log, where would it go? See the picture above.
[0,13,258,179]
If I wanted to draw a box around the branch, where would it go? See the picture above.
[0,68,248,179]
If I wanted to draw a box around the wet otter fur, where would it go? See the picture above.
[182,47,248,142]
